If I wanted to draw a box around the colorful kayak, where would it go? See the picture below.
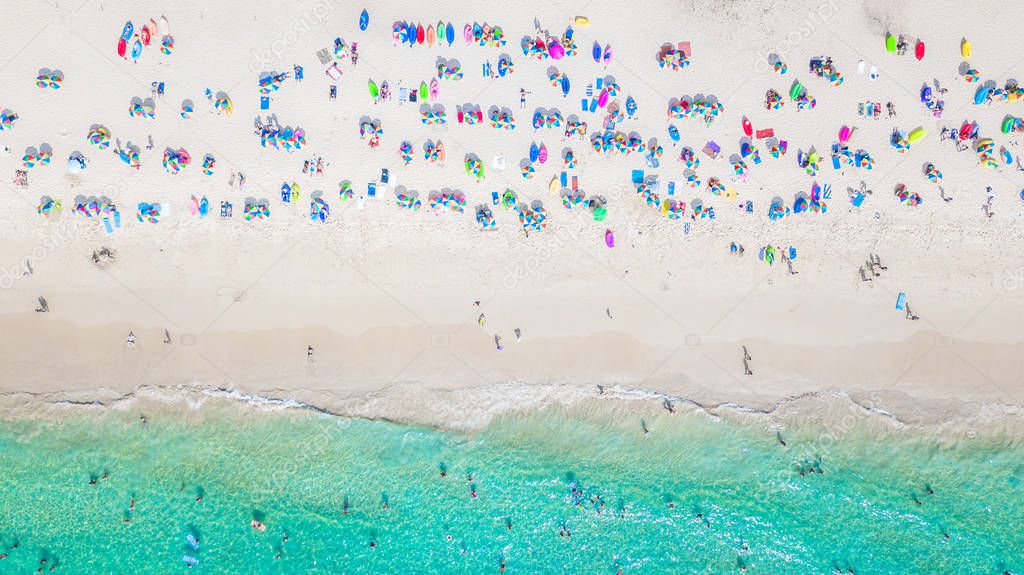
[359,9,369,31]
[463,24,472,45]
[548,176,559,195]
[605,229,615,248]
[120,21,134,41]
[117,37,127,58]
[602,44,613,64]
[592,41,601,63]
[961,38,971,59]
[529,142,539,162]
[1001,116,1017,134]
[560,75,570,96]
[140,25,151,46]
[419,81,427,101]
[446,22,455,46]
[742,116,753,137]
[885,33,896,53]
[538,144,548,164]
[406,23,416,46]
[416,24,424,45]
[429,25,436,46]
[429,78,439,100]
[915,40,925,61]
[131,39,143,60]
[368,79,379,99]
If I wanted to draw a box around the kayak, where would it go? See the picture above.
[419,81,427,101]
[140,25,151,46]
[548,176,559,195]
[158,15,169,36]
[117,37,127,58]
[602,44,613,64]
[915,40,925,61]
[592,41,602,63]
[446,22,454,46]
[529,142,539,162]
[463,24,472,44]
[416,24,424,45]
[961,38,971,59]
[427,25,435,47]
[560,75,570,96]
[885,33,896,53]
[605,229,615,248]
[839,125,851,143]
[1002,116,1016,134]
[538,144,548,164]
[120,21,134,41]
[789,80,803,100]
[429,78,439,99]
[742,116,753,137]
[131,39,143,60]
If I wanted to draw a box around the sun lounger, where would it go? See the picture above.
[895,292,907,310]
[103,217,113,234]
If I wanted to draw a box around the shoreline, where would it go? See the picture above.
[3,379,1024,442]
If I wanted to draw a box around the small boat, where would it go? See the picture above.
[961,38,972,59]
[742,116,753,137]
[131,38,143,60]
[120,21,133,41]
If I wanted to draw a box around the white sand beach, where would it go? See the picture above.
[1,0,1023,430]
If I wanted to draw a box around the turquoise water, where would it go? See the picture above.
[0,401,1021,574]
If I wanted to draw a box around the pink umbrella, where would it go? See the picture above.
[549,41,565,60]
[598,89,610,108]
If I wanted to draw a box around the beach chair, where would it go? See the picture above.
[572,176,578,191]
[367,182,376,197]
[667,181,675,196]
[589,99,598,113]
[103,217,113,234]
[260,96,269,110]
[581,98,588,112]
[114,211,121,228]
[491,191,499,205]
[560,172,568,187]
[895,292,907,310]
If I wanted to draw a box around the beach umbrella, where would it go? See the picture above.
[974,86,990,105]
[160,35,174,55]
[88,127,111,149]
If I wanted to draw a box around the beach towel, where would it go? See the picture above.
[103,217,113,234]
[631,169,644,184]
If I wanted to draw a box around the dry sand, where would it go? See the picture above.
[1,0,1022,430]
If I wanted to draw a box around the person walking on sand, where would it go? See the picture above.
[307,345,314,358]
[494,335,503,351]
[514,328,522,342]
[126,331,136,348]
[520,88,530,109]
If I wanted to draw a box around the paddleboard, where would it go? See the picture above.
[538,144,548,164]
[529,142,539,162]
[961,38,971,59]
[427,25,435,47]
[915,40,925,61]
[446,22,455,46]
[120,21,133,41]
[359,9,369,31]
[158,15,169,36]
[416,24,424,45]
[742,116,752,137]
